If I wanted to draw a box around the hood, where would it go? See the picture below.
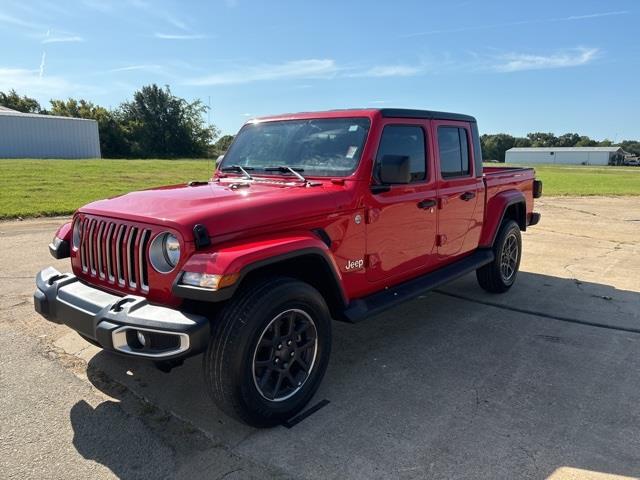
[79,179,354,240]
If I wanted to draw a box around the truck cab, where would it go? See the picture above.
[35,108,541,427]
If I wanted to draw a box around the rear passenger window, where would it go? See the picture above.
[375,125,426,182]
[438,127,470,178]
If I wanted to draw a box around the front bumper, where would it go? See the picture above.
[34,267,210,360]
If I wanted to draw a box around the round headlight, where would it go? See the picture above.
[149,232,181,273]
[163,234,180,267]
[72,219,82,249]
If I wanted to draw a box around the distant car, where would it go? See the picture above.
[624,158,639,166]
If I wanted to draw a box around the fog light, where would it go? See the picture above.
[136,331,147,347]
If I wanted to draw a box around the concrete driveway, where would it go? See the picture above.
[2,197,639,479]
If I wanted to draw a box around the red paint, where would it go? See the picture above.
[63,109,538,307]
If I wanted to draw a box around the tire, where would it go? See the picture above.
[203,276,332,427]
[476,219,522,293]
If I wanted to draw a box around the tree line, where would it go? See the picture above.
[2,87,638,160]
[481,132,640,162]
[0,86,231,158]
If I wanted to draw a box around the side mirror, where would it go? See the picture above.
[215,155,224,169]
[379,155,411,184]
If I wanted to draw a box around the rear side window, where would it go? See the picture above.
[375,125,426,182]
[438,127,470,178]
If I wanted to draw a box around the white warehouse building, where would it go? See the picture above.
[0,106,101,159]
[505,147,627,166]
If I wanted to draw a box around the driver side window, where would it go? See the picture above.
[374,125,426,183]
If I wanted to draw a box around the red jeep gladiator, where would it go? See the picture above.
[35,109,541,427]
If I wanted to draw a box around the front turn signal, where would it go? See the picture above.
[180,272,240,290]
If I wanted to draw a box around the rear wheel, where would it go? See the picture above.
[476,219,522,293]
[203,277,331,427]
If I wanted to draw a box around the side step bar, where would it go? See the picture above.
[342,249,494,323]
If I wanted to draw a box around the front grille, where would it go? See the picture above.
[80,218,152,292]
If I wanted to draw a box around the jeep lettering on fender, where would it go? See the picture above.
[34,108,541,427]
[344,259,364,271]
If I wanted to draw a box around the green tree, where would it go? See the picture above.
[215,134,234,152]
[526,132,558,147]
[556,133,581,147]
[619,140,640,156]
[481,133,516,162]
[0,89,43,113]
[575,136,597,147]
[120,84,218,158]
[49,98,129,157]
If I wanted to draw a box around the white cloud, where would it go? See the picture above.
[38,53,46,78]
[0,67,76,97]
[350,64,423,78]
[403,10,629,37]
[42,35,84,44]
[108,64,163,73]
[494,47,599,72]
[0,12,44,30]
[567,11,629,20]
[185,59,426,86]
[154,33,206,40]
[186,59,339,86]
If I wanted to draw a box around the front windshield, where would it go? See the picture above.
[221,118,371,177]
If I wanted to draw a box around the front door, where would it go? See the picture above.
[433,121,483,259]
[366,120,438,283]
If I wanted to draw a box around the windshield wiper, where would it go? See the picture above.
[220,165,254,180]
[263,165,306,182]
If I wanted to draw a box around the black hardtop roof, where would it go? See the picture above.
[379,108,476,123]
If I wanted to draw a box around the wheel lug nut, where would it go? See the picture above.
[283,363,288,369]
[290,351,294,357]
[274,358,279,364]
[287,340,292,346]
[277,344,282,350]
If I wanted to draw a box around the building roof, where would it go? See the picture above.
[507,146,624,153]
[0,109,96,123]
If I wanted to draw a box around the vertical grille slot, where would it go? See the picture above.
[80,220,89,272]
[138,230,151,291]
[88,219,97,275]
[105,223,115,282]
[96,221,106,279]
[77,217,154,294]
[127,227,138,288]
[116,224,126,286]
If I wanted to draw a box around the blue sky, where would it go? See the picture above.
[0,0,637,139]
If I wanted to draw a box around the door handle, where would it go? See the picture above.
[460,191,476,201]
[417,199,437,209]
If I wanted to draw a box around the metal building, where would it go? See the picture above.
[505,146,627,166]
[0,106,101,158]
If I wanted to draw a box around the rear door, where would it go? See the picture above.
[433,121,484,259]
[366,119,438,283]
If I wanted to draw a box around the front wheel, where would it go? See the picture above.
[476,219,522,293]
[203,277,331,427]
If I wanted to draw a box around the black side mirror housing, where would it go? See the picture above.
[379,155,411,184]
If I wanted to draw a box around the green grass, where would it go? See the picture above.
[0,159,638,219]
[491,163,640,197]
[0,159,215,219]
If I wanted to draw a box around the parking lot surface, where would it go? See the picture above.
[1,196,639,479]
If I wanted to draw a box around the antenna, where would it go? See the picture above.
[208,95,211,124]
